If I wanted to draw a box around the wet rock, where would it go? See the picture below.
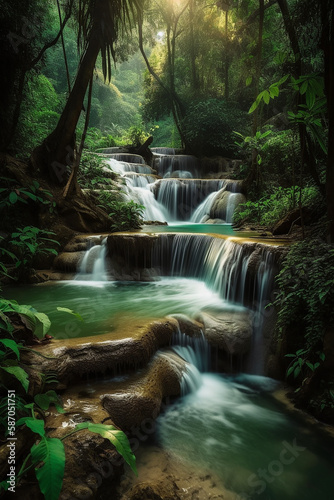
[169,314,204,337]
[103,350,184,430]
[50,427,123,500]
[196,309,253,356]
[53,251,85,272]
[210,190,246,220]
[22,318,180,386]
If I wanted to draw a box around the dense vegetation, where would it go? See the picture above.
[0,0,334,497]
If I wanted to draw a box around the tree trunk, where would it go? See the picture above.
[31,31,100,184]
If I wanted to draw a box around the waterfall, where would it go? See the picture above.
[76,238,108,281]
[190,191,221,223]
[152,179,225,222]
[225,192,240,223]
[102,155,244,224]
[152,234,275,307]
[124,173,156,188]
[154,154,199,178]
[171,327,211,395]
[105,159,153,175]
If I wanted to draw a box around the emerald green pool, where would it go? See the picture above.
[4,278,236,339]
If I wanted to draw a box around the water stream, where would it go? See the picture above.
[4,151,334,499]
[104,153,244,224]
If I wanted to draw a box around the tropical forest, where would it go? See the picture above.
[0,0,334,499]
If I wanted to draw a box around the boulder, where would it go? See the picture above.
[196,309,253,356]
[53,251,85,272]
[103,351,184,430]
[210,190,246,220]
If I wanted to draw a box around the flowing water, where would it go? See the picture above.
[156,372,334,500]
[4,278,235,339]
[103,154,244,224]
[5,151,333,498]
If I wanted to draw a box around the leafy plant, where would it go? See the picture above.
[0,178,56,214]
[233,185,322,228]
[285,348,325,384]
[0,300,137,498]
[273,239,334,383]
[1,393,137,500]
[182,98,247,157]
[234,128,272,167]
[2,226,59,280]
[108,200,144,231]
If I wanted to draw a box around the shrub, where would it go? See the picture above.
[233,184,323,228]
[108,200,144,231]
[274,239,334,351]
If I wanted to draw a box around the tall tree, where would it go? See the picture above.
[31,0,143,189]
[0,0,72,152]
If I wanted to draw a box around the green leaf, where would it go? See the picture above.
[34,390,64,413]
[31,437,65,500]
[263,90,270,104]
[75,422,137,475]
[56,307,83,321]
[0,339,21,359]
[16,417,45,437]
[9,192,18,204]
[277,74,289,86]
[294,366,301,378]
[300,80,308,95]
[1,366,29,392]
[287,365,295,378]
[246,76,252,86]
[0,480,9,492]
[269,85,279,98]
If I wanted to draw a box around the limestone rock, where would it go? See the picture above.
[196,309,253,356]
[210,190,246,220]
[169,314,204,337]
[53,251,85,272]
[122,482,181,500]
[22,318,180,385]
[103,351,183,430]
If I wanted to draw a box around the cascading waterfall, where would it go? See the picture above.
[190,191,222,223]
[152,179,225,222]
[150,234,276,374]
[153,234,275,308]
[154,154,199,178]
[170,327,211,395]
[75,238,108,281]
[101,154,244,224]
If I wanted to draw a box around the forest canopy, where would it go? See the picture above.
[0,0,333,239]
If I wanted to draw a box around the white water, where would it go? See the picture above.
[75,238,108,281]
[190,191,220,222]
[103,155,244,223]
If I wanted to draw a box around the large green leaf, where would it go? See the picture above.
[56,307,83,321]
[31,437,65,500]
[0,300,51,339]
[0,339,21,359]
[75,422,137,475]
[1,366,29,392]
[16,417,45,437]
[34,390,65,413]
